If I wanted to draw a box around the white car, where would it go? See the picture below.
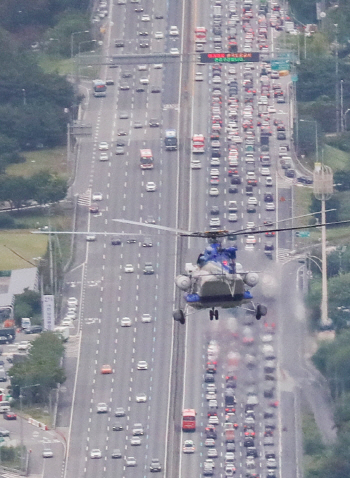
[246,235,256,244]
[191,159,202,169]
[99,152,109,161]
[42,449,53,458]
[208,448,218,457]
[141,14,150,21]
[154,31,164,39]
[261,167,270,176]
[248,197,258,205]
[228,213,238,222]
[130,437,141,445]
[136,393,147,402]
[141,314,152,323]
[90,449,102,459]
[96,402,108,413]
[121,317,132,327]
[169,26,179,35]
[137,360,148,370]
[67,297,78,307]
[126,456,137,466]
[170,48,180,56]
[209,187,219,197]
[61,319,73,327]
[92,192,103,201]
[267,106,276,113]
[146,181,156,191]
[98,142,109,150]
[262,334,273,343]
[265,176,273,186]
[17,341,30,351]
[266,203,275,211]
[210,218,220,227]
[153,63,163,69]
[124,264,134,273]
[183,440,195,453]
[245,243,254,251]
[195,72,204,81]
[208,415,219,425]
[140,77,149,84]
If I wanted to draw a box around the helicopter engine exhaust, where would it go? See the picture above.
[175,275,191,291]
[243,272,259,288]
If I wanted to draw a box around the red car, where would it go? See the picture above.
[4,412,16,420]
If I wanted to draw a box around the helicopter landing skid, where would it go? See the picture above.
[209,308,219,321]
[243,303,268,320]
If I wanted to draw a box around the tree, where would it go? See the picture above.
[9,332,66,403]
[13,289,41,327]
[30,171,68,205]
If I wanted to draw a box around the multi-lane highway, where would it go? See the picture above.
[61,0,306,478]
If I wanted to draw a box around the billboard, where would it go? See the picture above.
[200,52,260,63]
[42,295,55,331]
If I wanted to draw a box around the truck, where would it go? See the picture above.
[192,134,205,153]
[21,318,31,330]
[140,149,154,169]
[54,326,69,342]
[92,79,107,98]
[164,129,178,151]
[224,423,235,442]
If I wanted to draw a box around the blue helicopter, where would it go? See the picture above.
[172,230,266,324]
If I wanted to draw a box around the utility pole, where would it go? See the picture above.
[341,79,344,132]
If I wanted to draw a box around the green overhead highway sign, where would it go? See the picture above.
[271,60,290,71]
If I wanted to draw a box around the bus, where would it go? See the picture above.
[195,26,207,43]
[92,79,107,98]
[165,129,178,151]
[140,149,154,169]
[192,134,205,153]
[182,409,196,431]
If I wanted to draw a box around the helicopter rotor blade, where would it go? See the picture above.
[111,218,190,235]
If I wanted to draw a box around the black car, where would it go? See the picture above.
[244,437,254,447]
[149,118,160,127]
[126,238,137,244]
[285,169,295,178]
[210,206,220,215]
[229,186,238,194]
[246,446,258,457]
[114,40,124,47]
[111,449,122,459]
[277,132,286,140]
[111,237,122,245]
[112,423,123,431]
[213,27,222,35]
[247,205,256,213]
[230,177,241,185]
[226,378,236,388]
[154,12,163,18]
[204,373,215,383]
[139,42,149,48]
[25,325,43,334]
[226,442,235,452]
[122,71,132,78]
[265,243,274,252]
[136,87,145,92]
[151,86,161,93]
[297,176,313,184]
[264,193,273,202]
[143,262,155,275]
[211,150,221,158]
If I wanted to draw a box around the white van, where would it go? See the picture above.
[0,401,10,413]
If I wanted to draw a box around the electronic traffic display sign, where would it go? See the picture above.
[200,52,260,63]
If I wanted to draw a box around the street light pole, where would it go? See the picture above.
[341,79,344,132]
[20,384,40,469]
[70,30,90,78]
